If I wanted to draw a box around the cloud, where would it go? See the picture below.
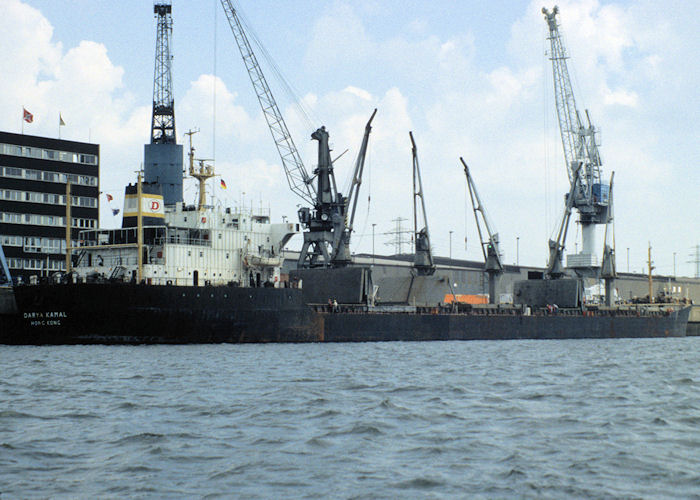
[602,86,638,107]
[178,74,264,146]
[0,0,61,113]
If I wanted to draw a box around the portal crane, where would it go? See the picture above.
[543,6,610,275]
[460,158,503,303]
[409,132,435,276]
[220,0,375,268]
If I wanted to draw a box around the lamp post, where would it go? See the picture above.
[449,230,453,261]
[627,247,630,273]
[516,236,520,266]
[674,252,677,277]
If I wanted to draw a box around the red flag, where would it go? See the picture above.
[106,193,113,202]
[220,179,227,189]
[23,108,33,123]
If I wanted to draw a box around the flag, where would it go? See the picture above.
[23,108,33,123]
[59,114,65,126]
[112,208,120,216]
[106,193,113,202]
[220,179,227,189]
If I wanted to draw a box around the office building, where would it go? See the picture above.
[0,131,99,282]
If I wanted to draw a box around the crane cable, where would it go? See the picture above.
[234,3,321,134]
[212,0,217,160]
[354,143,373,249]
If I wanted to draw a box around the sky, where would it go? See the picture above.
[1,0,698,276]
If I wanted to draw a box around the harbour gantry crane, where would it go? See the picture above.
[460,158,503,304]
[220,0,376,268]
[543,6,611,277]
[409,132,435,276]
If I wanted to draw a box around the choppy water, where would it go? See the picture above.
[1,339,700,499]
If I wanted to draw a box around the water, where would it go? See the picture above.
[1,339,700,499]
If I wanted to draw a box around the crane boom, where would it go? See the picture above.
[345,109,377,236]
[329,109,377,266]
[543,6,603,206]
[219,0,315,206]
[460,158,503,303]
[410,132,435,276]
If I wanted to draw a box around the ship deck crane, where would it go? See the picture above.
[409,132,435,276]
[460,158,503,303]
[543,5,610,276]
[220,0,375,268]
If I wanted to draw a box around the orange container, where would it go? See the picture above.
[444,294,489,305]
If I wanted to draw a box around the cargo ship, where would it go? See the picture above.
[0,3,691,344]
[0,274,691,345]
[0,156,690,344]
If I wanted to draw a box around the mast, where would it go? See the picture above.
[145,1,183,206]
[647,243,654,303]
[185,129,216,211]
[151,1,176,144]
[137,171,143,282]
[65,181,72,274]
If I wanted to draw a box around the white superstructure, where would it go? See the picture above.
[75,201,298,287]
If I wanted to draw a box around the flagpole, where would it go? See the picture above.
[58,113,61,139]
[21,106,24,134]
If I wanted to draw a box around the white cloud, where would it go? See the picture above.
[602,86,638,107]
[343,86,372,102]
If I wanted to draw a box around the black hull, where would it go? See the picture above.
[0,284,690,345]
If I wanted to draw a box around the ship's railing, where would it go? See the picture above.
[79,227,213,249]
[78,226,168,247]
[155,235,211,247]
[309,302,682,317]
